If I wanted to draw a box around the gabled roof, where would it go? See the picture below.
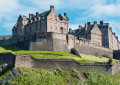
[72,24,94,36]
[58,14,68,20]
[30,10,51,20]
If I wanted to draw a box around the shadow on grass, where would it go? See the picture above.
[1,46,23,51]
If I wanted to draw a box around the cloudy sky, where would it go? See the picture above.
[0,0,120,40]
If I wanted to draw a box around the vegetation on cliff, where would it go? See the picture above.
[0,67,120,85]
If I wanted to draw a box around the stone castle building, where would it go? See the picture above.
[69,21,120,50]
[0,5,120,58]
[12,5,68,38]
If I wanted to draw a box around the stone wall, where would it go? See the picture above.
[0,53,15,67]
[112,61,120,74]
[0,32,114,58]
[68,35,113,58]
[15,54,113,75]
[75,44,113,58]
[1,53,120,75]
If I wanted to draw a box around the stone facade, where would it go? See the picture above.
[0,5,120,58]
[12,5,68,39]
[70,21,120,50]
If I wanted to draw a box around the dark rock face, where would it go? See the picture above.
[0,68,18,85]
[71,48,81,58]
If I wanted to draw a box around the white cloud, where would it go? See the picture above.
[88,4,120,17]
[69,24,80,30]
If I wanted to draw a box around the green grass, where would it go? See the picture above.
[14,50,77,57]
[80,53,118,63]
[6,67,81,85]
[1,67,120,85]
[31,53,118,63]
[0,46,118,63]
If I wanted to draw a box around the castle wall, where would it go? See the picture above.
[1,53,120,75]
[70,36,113,58]
[75,44,113,58]
[111,61,120,74]
[15,54,112,75]
[0,53,15,67]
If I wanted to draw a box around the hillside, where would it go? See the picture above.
[0,67,120,85]
[0,46,120,84]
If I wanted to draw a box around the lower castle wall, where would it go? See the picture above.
[0,53,15,67]
[15,54,112,75]
[74,44,113,58]
[112,61,120,74]
[1,53,120,75]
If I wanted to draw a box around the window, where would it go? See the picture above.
[55,19,57,24]
[50,26,52,29]
[94,34,95,38]
[41,19,43,23]
[64,22,66,25]
[50,18,52,23]
[105,37,107,40]
[55,26,57,30]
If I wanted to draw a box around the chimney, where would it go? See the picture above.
[69,28,72,34]
[29,14,34,20]
[85,23,87,28]
[94,21,97,24]
[87,22,90,25]
[113,32,115,35]
[109,27,112,30]
[50,5,54,10]
[36,12,39,16]
[79,25,83,29]
[64,13,67,16]
[100,21,103,25]
[116,36,118,39]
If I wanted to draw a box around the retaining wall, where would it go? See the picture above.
[0,53,15,67]
[15,54,113,75]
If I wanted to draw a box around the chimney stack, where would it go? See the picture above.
[64,13,67,16]
[87,22,90,25]
[85,23,87,28]
[100,21,103,25]
[94,21,97,24]
[36,12,39,16]
[50,5,54,10]
[69,28,72,34]
[79,25,83,29]
[29,14,34,20]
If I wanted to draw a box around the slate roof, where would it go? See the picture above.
[30,10,51,20]
[58,14,69,20]
[72,24,94,36]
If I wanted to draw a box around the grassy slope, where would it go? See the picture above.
[1,67,120,85]
[0,46,118,63]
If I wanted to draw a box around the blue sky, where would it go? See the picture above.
[0,0,120,40]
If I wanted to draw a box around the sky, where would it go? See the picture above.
[0,0,120,40]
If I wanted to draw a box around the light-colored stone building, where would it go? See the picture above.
[12,5,69,38]
[70,21,120,50]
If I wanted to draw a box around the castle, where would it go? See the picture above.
[0,5,120,58]
[1,5,120,76]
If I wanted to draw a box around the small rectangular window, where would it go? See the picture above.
[50,19,52,23]
[55,19,57,24]
[50,26,52,29]
[55,26,57,30]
